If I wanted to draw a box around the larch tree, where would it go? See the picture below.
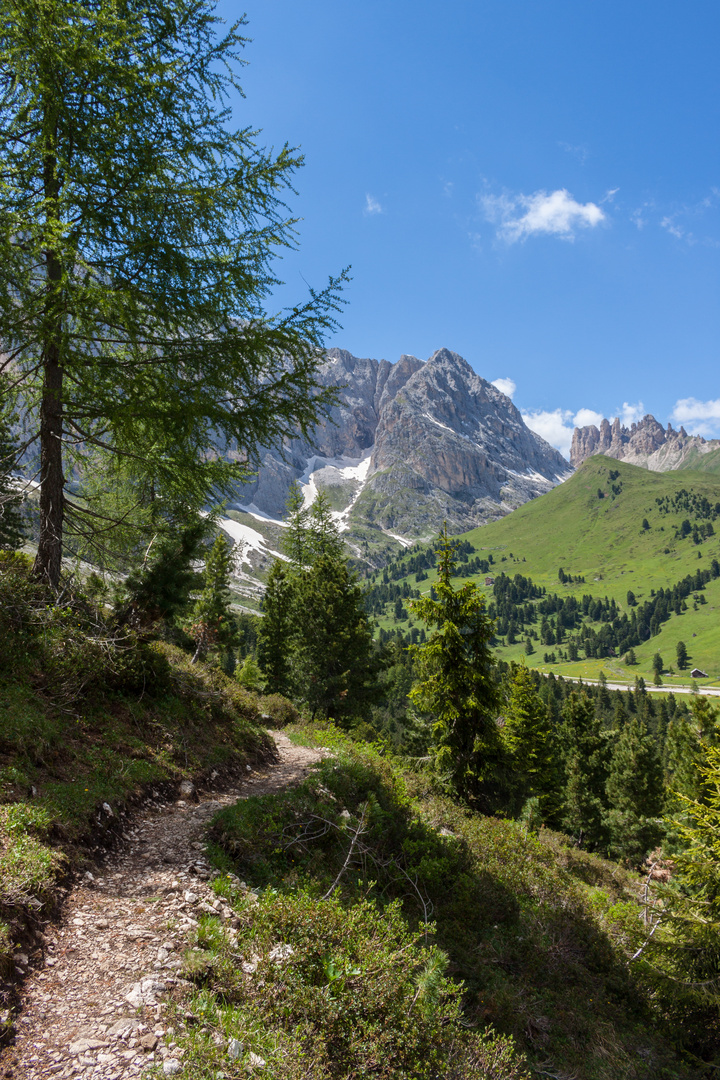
[0,0,345,587]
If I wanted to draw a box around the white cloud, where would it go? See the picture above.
[491,377,516,399]
[619,401,645,427]
[573,408,604,428]
[600,188,619,203]
[522,409,575,459]
[364,193,382,215]
[671,397,720,438]
[522,406,606,460]
[481,188,605,243]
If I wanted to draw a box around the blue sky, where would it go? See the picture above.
[216,0,719,457]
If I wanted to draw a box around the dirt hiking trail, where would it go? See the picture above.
[1,733,324,1080]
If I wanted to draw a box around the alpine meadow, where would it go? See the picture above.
[1,4,720,1080]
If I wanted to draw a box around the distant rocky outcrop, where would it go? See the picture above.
[570,414,720,472]
[227,347,572,552]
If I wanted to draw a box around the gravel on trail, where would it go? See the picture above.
[1,733,324,1080]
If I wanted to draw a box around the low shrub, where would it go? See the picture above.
[178,890,529,1080]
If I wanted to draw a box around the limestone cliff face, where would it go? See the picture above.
[230,347,572,543]
[360,348,570,534]
[570,414,719,472]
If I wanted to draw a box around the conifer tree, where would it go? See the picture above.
[119,519,206,631]
[282,483,310,566]
[604,716,664,863]
[186,534,236,663]
[501,666,560,819]
[410,526,503,808]
[307,492,344,563]
[559,692,608,848]
[257,560,293,696]
[291,552,377,721]
[263,486,375,717]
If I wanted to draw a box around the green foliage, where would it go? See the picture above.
[559,693,608,848]
[118,518,206,632]
[291,553,377,721]
[501,666,560,819]
[676,640,689,669]
[257,560,293,696]
[208,733,699,1078]
[410,526,503,808]
[179,888,528,1080]
[603,717,664,864]
[235,653,264,692]
[260,493,377,721]
[186,534,236,662]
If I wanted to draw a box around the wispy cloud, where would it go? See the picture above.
[481,188,606,243]
[522,406,604,460]
[658,189,720,246]
[671,397,720,438]
[364,193,383,216]
[491,377,516,399]
[600,188,619,204]
[558,141,589,166]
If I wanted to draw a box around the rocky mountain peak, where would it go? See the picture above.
[571,412,719,472]
[227,346,573,554]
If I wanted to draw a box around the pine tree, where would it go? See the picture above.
[501,666,560,819]
[604,716,664,863]
[291,553,376,721]
[257,560,294,696]
[282,483,311,566]
[307,492,344,563]
[559,692,608,848]
[186,535,236,663]
[119,519,206,631]
[410,526,503,808]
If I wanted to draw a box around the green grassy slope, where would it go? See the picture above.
[371,456,720,685]
[676,444,720,474]
[461,456,720,591]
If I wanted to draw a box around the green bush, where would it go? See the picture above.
[259,693,300,727]
[179,890,529,1080]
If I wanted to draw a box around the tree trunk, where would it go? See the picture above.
[33,338,65,588]
[33,137,65,588]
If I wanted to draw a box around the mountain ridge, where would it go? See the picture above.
[571,412,720,472]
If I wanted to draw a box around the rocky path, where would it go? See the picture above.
[1,733,324,1080]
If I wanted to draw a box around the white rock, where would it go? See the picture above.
[268,944,294,963]
[183,891,198,904]
[227,1037,243,1061]
[163,1059,182,1075]
[125,985,144,1009]
[248,1052,266,1069]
